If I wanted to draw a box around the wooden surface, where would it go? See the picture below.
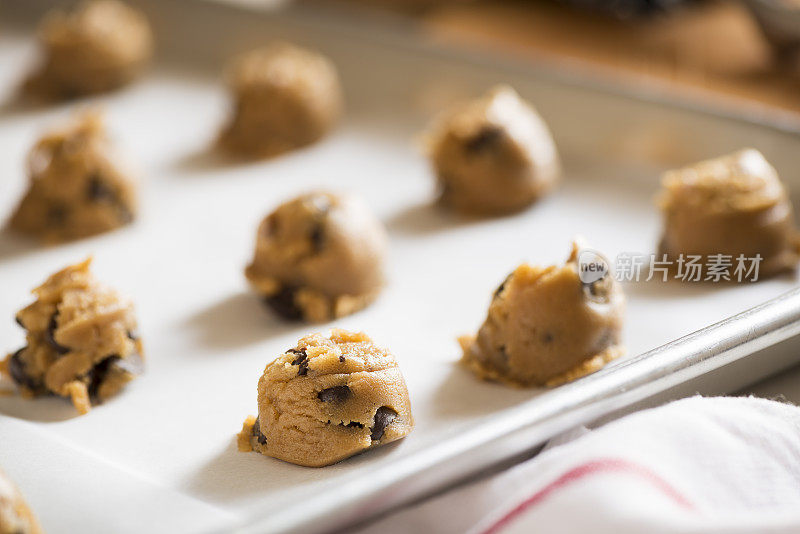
[417,1,800,115]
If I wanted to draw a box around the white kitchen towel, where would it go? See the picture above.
[358,396,800,534]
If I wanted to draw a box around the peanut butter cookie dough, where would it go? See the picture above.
[0,469,42,534]
[425,85,560,215]
[1,258,144,415]
[25,0,153,99]
[460,242,625,387]
[245,192,387,322]
[219,43,343,158]
[9,112,138,243]
[658,149,800,278]
[238,329,414,467]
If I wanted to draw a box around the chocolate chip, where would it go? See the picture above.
[493,273,513,299]
[47,205,68,227]
[86,175,116,203]
[287,347,309,376]
[317,385,351,403]
[45,313,70,355]
[465,126,503,153]
[252,417,267,445]
[370,407,397,441]
[264,287,303,321]
[309,224,325,253]
[86,355,121,399]
[7,347,41,391]
[582,275,612,304]
[339,355,345,363]
[542,332,554,344]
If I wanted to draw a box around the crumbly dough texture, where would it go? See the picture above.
[25,0,153,98]
[219,42,343,158]
[245,192,387,322]
[9,112,138,243]
[460,242,625,387]
[658,149,800,277]
[0,469,42,534]
[238,329,414,467]
[1,258,144,415]
[425,85,560,214]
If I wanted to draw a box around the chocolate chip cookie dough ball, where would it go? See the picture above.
[1,258,144,415]
[424,85,560,215]
[25,0,153,98]
[658,149,800,277]
[460,241,625,387]
[245,192,387,322]
[0,469,42,534]
[9,112,137,243]
[238,329,414,467]
[219,43,343,158]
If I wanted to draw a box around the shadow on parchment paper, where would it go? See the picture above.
[171,144,238,174]
[0,228,41,261]
[186,435,405,502]
[0,389,81,422]
[384,201,488,236]
[431,363,534,418]
[184,292,304,351]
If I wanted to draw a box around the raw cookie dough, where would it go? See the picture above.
[424,85,560,215]
[25,0,153,98]
[237,329,414,467]
[219,43,343,158]
[0,258,144,415]
[9,112,138,243]
[245,192,387,322]
[0,469,42,534]
[658,149,800,278]
[460,241,625,387]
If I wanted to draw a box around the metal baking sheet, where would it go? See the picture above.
[2,1,800,533]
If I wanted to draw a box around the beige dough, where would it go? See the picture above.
[245,192,387,322]
[237,329,414,467]
[425,85,560,215]
[658,149,800,278]
[219,43,343,158]
[0,258,144,415]
[0,469,42,534]
[460,241,625,387]
[25,0,153,98]
[9,112,138,243]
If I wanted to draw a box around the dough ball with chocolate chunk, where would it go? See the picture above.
[219,43,343,158]
[9,112,138,243]
[245,192,387,322]
[658,149,800,278]
[25,0,153,98]
[460,241,625,387]
[0,258,144,415]
[425,85,560,215]
[237,329,414,467]
[0,468,42,534]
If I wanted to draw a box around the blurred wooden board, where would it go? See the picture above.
[417,1,800,115]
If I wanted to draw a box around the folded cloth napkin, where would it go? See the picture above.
[358,396,800,534]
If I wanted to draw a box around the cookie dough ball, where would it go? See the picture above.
[219,43,343,158]
[237,329,414,467]
[425,85,560,215]
[26,0,153,98]
[0,469,42,534]
[9,112,138,243]
[1,258,144,415]
[245,192,387,322]
[460,241,625,387]
[658,149,800,277]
